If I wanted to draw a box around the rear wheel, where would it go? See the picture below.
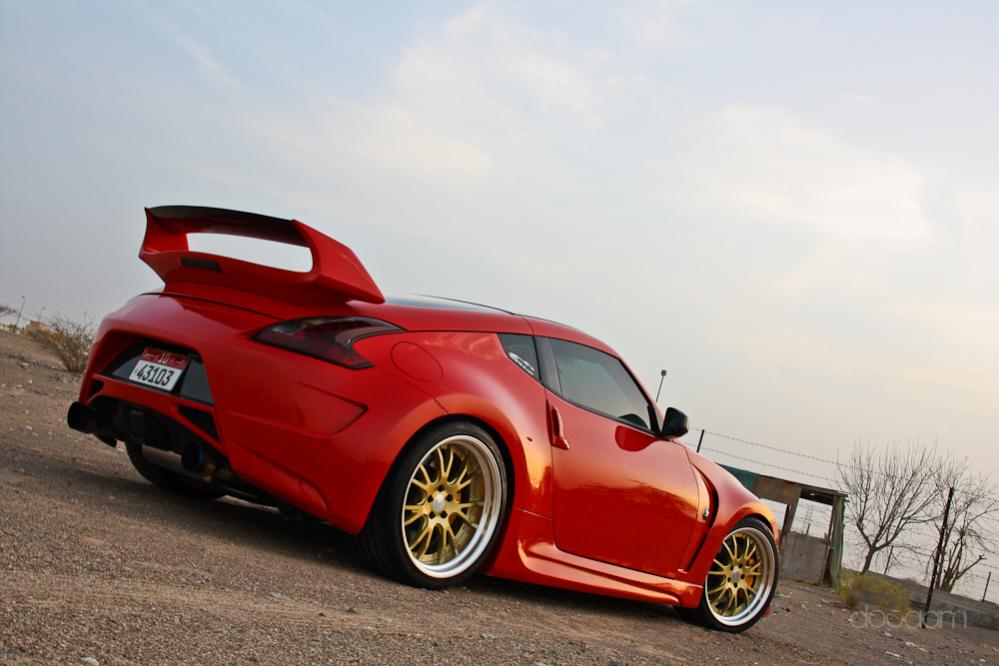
[681,517,778,632]
[123,441,224,500]
[358,421,508,588]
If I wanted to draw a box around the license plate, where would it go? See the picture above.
[128,348,189,392]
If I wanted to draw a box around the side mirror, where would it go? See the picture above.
[661,407,689,438]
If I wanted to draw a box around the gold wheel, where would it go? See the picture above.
[401,434,502,578]
[705,525,776,627]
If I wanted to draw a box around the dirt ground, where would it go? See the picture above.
[1,330,997,665]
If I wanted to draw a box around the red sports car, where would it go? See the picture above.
[68,206,779,632]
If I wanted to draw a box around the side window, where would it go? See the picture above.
[549,338,652,430]
[499,334,540,380]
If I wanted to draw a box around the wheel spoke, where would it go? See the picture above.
[453,509,479,529]
[419,464,431,485]
[435,447,448,483]
[445,523,460,555]
[410,522,433,560]
[729,586,739,612]
[436,524,448,565]
[453,461,471,489]
[738,534,749,561]
[444,445,456,479]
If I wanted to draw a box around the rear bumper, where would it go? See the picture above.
[77,294,445,532]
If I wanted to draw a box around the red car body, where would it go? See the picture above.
[72,206,777,612]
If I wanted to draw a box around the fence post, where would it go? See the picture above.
[923,486,954,628]
[696,429,705,453]
[14,296,25,331]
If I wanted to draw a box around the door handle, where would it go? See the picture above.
[548,403,570,450]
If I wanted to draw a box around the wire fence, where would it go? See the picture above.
[686,427,999,605]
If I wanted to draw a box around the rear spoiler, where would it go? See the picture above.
[139,206,384,305]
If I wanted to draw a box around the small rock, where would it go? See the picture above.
[82,658,100,666]
[346,606,358,614]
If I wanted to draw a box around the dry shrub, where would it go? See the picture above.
[836,570,913,617]
[28,315,96,374]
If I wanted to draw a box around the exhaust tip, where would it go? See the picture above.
[181,442,216,474]
[67,402,98,433]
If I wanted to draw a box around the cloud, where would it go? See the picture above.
[394,6,604,126]
[245,97,492,179]
[685,105,930,243]
[622,0,689,49]
[144,10,242,91]
[168,32,242,90]
[239,5,609,192]
[232,4,632,243]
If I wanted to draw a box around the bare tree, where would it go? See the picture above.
[838,441,942,573]
[0,304,17,333]
[27,314,96,374]
[931,460,999,592]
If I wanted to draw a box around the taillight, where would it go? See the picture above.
[253,317,401,368]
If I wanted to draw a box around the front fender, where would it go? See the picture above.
[682,451,779,587]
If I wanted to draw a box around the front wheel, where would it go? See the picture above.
[357,422,508,588]
[681,517,779,632]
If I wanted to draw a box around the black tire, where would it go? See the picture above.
[681,517,779,633]
[124,441,225,501]
[357,421,508,589]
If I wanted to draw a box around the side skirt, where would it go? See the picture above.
[486,508,703,608]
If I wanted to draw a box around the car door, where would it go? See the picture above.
[541,337,699,578]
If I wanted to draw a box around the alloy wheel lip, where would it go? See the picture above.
[705,525,776,627]
[400,434,503,579]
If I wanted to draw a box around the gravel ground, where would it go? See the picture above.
[1,329,997,665]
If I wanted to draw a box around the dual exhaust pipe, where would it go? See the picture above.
[67,401,101,434]
[67,400,221,478]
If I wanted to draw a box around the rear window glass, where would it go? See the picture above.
[499,334,539,380]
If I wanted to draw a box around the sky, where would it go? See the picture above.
[2,1,999,493]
